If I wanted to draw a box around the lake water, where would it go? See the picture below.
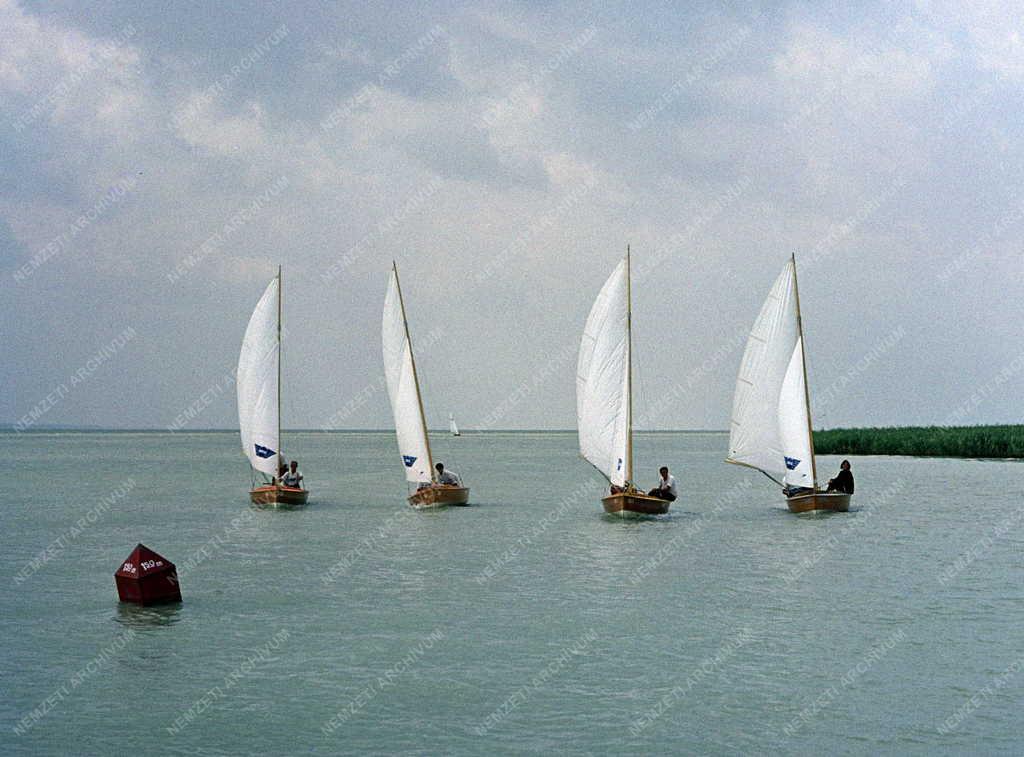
[2,431,1023,755]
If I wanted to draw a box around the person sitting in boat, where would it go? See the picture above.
[647,466,677,501]
[826,460,854,494]
[281,460,304,489]
[434,462,461,487]
[275,461,287,484]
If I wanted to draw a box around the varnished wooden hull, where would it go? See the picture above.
[602,492,672,516]
[408,486,470,509]
[786,491,850,514]
[250,485,309,507]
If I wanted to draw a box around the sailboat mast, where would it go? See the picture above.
[625,245,634,487]
[277,265,282,481]
[393,262,435,481]
[790,254,818,488]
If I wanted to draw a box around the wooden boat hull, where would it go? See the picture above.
[250,485,309,507]
[786,491,850,514]
[408,486,470,509]
[602,492,672,516]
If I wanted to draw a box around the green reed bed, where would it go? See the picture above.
[813,425,1024,459]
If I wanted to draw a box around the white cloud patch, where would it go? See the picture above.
[0,1,141,135]
[174,99,266,154]
[921,0,1024,79]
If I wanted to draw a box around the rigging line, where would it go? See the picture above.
[634,336,648,429]
[632,333,651,490]
[441,426,464,485]
[629,257,649,486]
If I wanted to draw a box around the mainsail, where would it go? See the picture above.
[576,258,630,487]
[237,275,280,478]
[727,258,816,488]
[382,265,433,485]
[778,336,814,488]
[449,413,460,436]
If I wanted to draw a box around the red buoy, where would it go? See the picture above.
[114,544,182,605]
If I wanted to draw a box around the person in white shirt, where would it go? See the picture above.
[434,462,461,487]
[648,466,677,501]
[281,460,304,489]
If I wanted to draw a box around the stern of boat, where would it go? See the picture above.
[785,491,850,514]
[601,492,672,517]
[250,485,309,507]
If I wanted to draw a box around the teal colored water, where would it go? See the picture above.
[2,431,1023,755]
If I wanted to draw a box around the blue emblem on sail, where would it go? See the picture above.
[254,444,276,459]
[784,456,800,470]
[402,455,417,467]
[617,458,622,471]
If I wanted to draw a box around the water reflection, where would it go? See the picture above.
[114,601,183,630]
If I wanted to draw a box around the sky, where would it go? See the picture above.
[1,0,1022,431]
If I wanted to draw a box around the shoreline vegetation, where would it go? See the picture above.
[814,425,1024,459]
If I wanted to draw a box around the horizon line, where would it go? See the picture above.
[2,426,730,434]
[4,424,1022,434]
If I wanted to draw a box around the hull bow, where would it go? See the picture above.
[408,485,470,509]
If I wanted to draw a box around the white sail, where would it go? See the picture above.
[778,337,814,487]
[449,413,460,436]
[237,276,280,477]
[728,259,813,482]
[576,258,630,486]
[382,268,433,484]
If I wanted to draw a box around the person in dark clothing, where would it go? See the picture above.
[827,460,854,494]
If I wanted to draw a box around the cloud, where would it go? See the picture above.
[0,216,25,270]
[174,99,266,154]
[1,1,141,135]
[0,0,1021,429]
[920,0,1024,79]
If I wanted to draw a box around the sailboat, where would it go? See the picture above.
[577,247,671,517]
[236,267,308,507]
[449,413,460,436]
[727,255,850,514]
[382,262,470,509]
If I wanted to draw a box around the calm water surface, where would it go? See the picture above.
[2,431,1023,755]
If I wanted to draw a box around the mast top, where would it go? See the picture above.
[276,264,282,480]
[625,243,634,487]
[789,252,818,488]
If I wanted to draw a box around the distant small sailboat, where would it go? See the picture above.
[727,255,850,514]
[237,267,308,506]
[449,413,460,436]
[577,247,671,517]
[382,262,470,509]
